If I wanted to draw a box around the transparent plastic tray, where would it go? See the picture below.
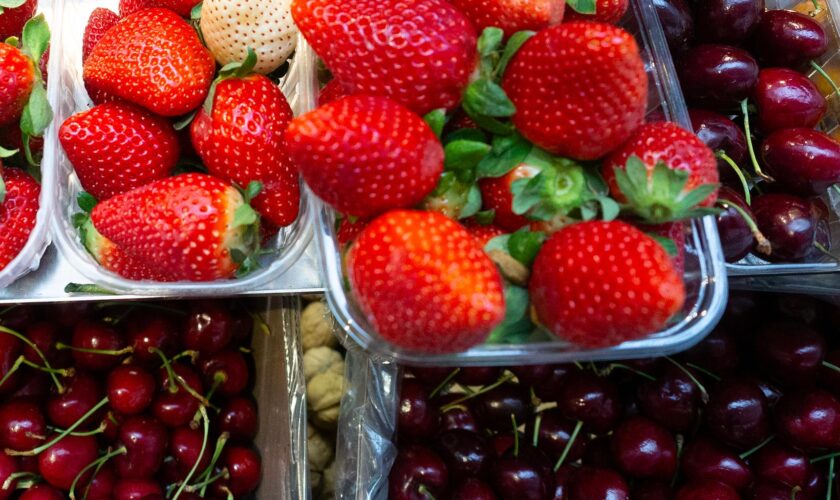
[306,0,729,367]
[0,1,57,288]
[723,0,840,276]
[47,0,313,295]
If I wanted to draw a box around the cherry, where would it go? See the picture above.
[47,373,103,430]
[125,315,179,367]
[754,321,825,386]
[583,436,616,469]
[18,484,63,500]
[492,446,554,500]
[749,9,828,67]
[557,371,622,433]
[183,301,234,356]
[751,441,811,489]
[113,479,163,500]
[437,394,479,434]
[86,464,117,499]
[390,444,449,500]
[406,367,453,389]
[451,478,496,499]
[532,364,576,401]
[675,480,740,500]
[652,0,694,51]
[553,465,574,499]
[610,416,677,480]
[752,193,818,261]
[747,375,784,407]
[568,467,629,500]
[490,433,516,458]
[680,437,752,490]
[435,429,491,478]
[689,109,747,183]
[632,481,674,500]
[774,388,840,451]
[37,434,98,490]
[0,454,16,499]
[114,416,169,479]
[170,426,211,479]
[820,350,840,395]
[229,305,254,346]
[692,0,764,44]
[0,400,45,451]
[200,349,250,397]
[527,409,587,461]
[761,128,840,196]
[472,382,530,433]
[716,187,762,263]
[69,320,126,371]
[107,365,156,415]
[679,45,759,108]
[398,378,439,441]
[509,364,552,387]
[682,325,740,374]
[22,322,61,366]
[218,396,258,441]
[0,331,23,395]
[10,372,50,400]
[637,363,701,432]
[754,68,826,132]
[152,363,204,428]
[457,367,501,386]
[0,307,32,331]
[706,377,771,449]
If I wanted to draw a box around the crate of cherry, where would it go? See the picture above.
[334,292,840,499]
[0,298,308,499]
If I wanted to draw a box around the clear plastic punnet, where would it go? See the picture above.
[0,1,57,288]
[305,0,729,367]
[47,0,313,295]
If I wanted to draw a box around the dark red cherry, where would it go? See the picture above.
[0,400,45,451]
[610,416,677,480]
[583,436,615,469]
[706,377,771,449]
[218,396,258,441]
[679,45,759,108]
[47,372,103,430]
[689,109,747,182]
[751,441,811,489]
[437,394,479,434]
[451,478,496,500]
[749,9,828,67]
[389,444,449,500]
[754,68,826,132]
[22,321,61,365]
[125,314,179,367]
[761,128,840,196]
[406,367,453,389]
[113,479,163,500]
[0,331,23,395]
[228,305,254,346]
[398,378,439,441]
[200,349,250,397]
[18,484,63,500]
[492,447,554,500]
[682,325,740,374]
[652,0,694,51]
[86,464,117,499]
[114,416,169,479]
[752,193,818,261]
[527,409,587,462]
[637,363,701,432]
[457,367,501,386]
[692,0,764,44]
[509,364,552,387]
[553,465,575,500]
[774,388,840,451]
[716,187,758,263]
[532,364,576,401]
[10,372,50,400]
[754,321,825,386]
[680,438,752,490]
[557,371,622,433]
[170,426,211,479]
[675,480,740,500]
[472,382,530,433]
[568,467,629,500]
[820,350,840,395]
[152,364,204,428]
[632,481,674,500]
[107,365,156,415]
[71,320,125,371]
[435,429,491,478]
[0,454,16,499]
[183,301,234,356]
[37,434,98,490]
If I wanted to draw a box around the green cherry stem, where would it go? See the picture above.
[665,357,710,404]
[440,373,515,412]
[69,446,126,500]
[716,150,752,205]
[151,348,178,394]
[740,99,774,182]
[739,435,774,460]
[1,471,36,491]
[811,61,839,98]
[55,342,133,357]
[49,420,107,437]
[553,420,584,472]
[198,432,230,497]
[185,470,229,493]
[607,363,656,381]
[716,201,772,256]
[827,456,835,500]
[532,413,542,448]
[222,486,235,500]
[7,396,109,456]
[0,325,64,393]
[173,406,210,500]
[429,369,460,399]
[684,362,722,382]
[511,414,520,458]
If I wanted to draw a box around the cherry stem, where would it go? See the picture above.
[69,446,126,500]
[429,369,460,398]
[440,372,515,412]
[8,396,109,456]
[607,363,656,381]
[810,0,822,13]
[532,413,542,448]
[811,61,839,97]
[185,469,228,493]
[824,361,840,375]
[0,357,24,390]
[192,377,223,426]
[812,450,840,463]
[198,432,230,497]
[173,406,210,500]
[1,471,35,491]
[417,484,436,500]
[815,242,838,262]
[739,434,774,460]
[19,357,72,376]
[222,486,234,500]
[0,325,64,393]
[828,456,835,500]
[553,420,583,472]
[250,312,271,336]
[740,99,774,182]
[49,420,107,437]
[511,414,520,458]
[169,350,199,365]
[684,362,721,382]
[665,357,709,403]
[151,348,178,394]
[717,151,752,205]
[0,305,18,316]
[792,485,802,500]
[55,342,133,357]
[671,434,684,487]
[717,201,772,256]
[176,372,213,409]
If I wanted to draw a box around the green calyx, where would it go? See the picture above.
[613,155,720,224]
[567,0,597,14]
[19,14,52,169]
[201,47,258,118]
[230,181,263,278]
[510,152,586,222]
[421,172,476,219]
[0,0,26,14]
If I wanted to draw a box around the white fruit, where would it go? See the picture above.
[200,0,298,75]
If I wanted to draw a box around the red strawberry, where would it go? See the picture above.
[80,218,171,281]
[602,122,719,222]
[191,73,300,227]
[0,42,34,127]
[479,163,541,231]
[59,102,180,201]
[643,221,686,275]
[336,217,369,248]
[152,0,201,17]
[501,22,647,160]
[0,0,36,41]
[90,173,261,282]
[449,0,565,36]
[564,0,629,24]
[347,210,505,353]
[119,0,155,17]
[529,220,685,348]
[82,8,120,63]
[286,95,444,219]
[318,79,348,107]
[84,8,215,117]
[0,168,39,271]
[292,0,477,115]
[461,219,506,247]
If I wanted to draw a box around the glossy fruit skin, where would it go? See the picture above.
[170,426,211,478]
[478,163,540,231]
[565,0,629,23]
[610,416,677,480]
[457,367,501,387]
[754,321,825,386]
[451,478,496,500]
[679,45,759,108]
[716,186,755,263]
[0,331,21,396]
[389,444,449,500]
[706,377,771,449]
[0,43,34,127]
[286,95,443,219]
[126,314,179,366]
[183,301,233,357]
[692,0,764,44]
[751,441,811,489]
[761,128,840,196]
[112,479,163,500]
[71,320,125,371]
[749,9,828,67]
[492,446,554,500]
[472,383,530,433]
[218,396,258,442]
[47,373,103,430]
[200,349,249,396]
[752,193,817,261]
[107,365,156,415]
[680,438,752,490]
[637,364,701,432]
[224,447,261,496]
[557,370,622,433]
[689,108,747,180]
[438,395,479,434]
[152,364,203,428]
[675,480,740,500]
[82,8,120,63]
[18,484,64,500]
[449,0,564,35]
[38,434,99,490]
[114,416,169,479]
[652,0,694,50]
[568,467,629,500]
[0,0,36,40]
[502,22,647,160]
[398,378,439,441]
[526,409,588,461]
[0,168,40,272]
[435,429,492,478]
[774,388,840,451]
[754,68,826,132]
[292,0,476,115]
[0,400,45,451]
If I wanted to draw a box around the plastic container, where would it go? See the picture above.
[47,0,313,295]
[306,0,729,367]
[718,0,840,276]
[0,1,57,288]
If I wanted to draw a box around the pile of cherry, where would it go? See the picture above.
[391,292,840,499]
[0,300,261,499]
[654,0,840,264]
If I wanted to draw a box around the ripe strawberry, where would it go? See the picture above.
[292,0,478,115]
[501,22,647,160]
[461,219,506,246]
[286,95,444,218]
[191,72,299,227]
[119,0,155,17]
[318,79,348,107]
[644,221,686,275]
[0,42,34,127]
[347,210,505,353]
[602,122,719,222]
[90,173,261,282]
[336,217,369,248]
[59,102,180,201]
[479,163,541,231]
[200,0,297,75]
[80,218,171,281]
[529,220,685,348]
[564,0,628,24]
[0,168,39,271]
[120,0,199,17]
[0,0,36,41]
[84,8,215,117]
[82,8,119,62]
[449,0,565,36]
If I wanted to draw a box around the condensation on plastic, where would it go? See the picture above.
[0,1,57,288]
[46,0,313,295]
[726,0,840,276]
[303,0,729,367]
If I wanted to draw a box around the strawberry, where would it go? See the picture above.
[59,102,180,201]
[461,219,506,246]
[564,0,628,24]
[200,0,297,75]
[347,210,505,353]
[501,22,647,160]
[191,58,300,227]
[120,0,199,17]
[336,217,369,248]
[0,167,39,271]
[0,0,36,41]
[644,221,686,275]
[82,8,119,62]
[292,0,478,115]
[0,42,34,127]
[602,122,719,223]
[90,173,261,282]
[84,8,215,117]
[80,218,171,281]
[479,163,541,231]
[286,94,444,218]
[318,79,347,107]
[529,220,685,348]
[448,0,565,36]
[118,0,155,17]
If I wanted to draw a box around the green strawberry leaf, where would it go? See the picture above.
[71,212,89,231]
[173,110,198,131]
[243,181,263,202]
[203,47,258,115]
[478,27,504,59]
[21,14,49,65]
[0,146,18,158]
[459,184,482,219]
[474,209,496,225]
[20,81,52,139]
[233,204,258,227]
[597,196,620,221]
[444,127,487,145]
[463,79,516,118]
[511,159,586,221]
[77,192,98,213]
[465,113,515,136]
[508,229,545,267]
[567,0,597,15]
[444,140,491,175]
[497,30,535,78]
[422,172,472,218]
[0,174,5,205]
[484,234,511,253]
[423,109,447,138]
[476,132,532,179]
[191,1,203,20]
[3,36,17,47]
[486,283,533,345]
[233,251,262,278]
[0,0,27,12]
[649,234,678,257]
